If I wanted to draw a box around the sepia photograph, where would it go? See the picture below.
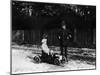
[11,0,96,74]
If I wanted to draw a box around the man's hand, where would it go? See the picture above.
[58,36,61,39]
[69,34,72,38]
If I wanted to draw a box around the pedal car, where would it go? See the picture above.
[33,51,67,66]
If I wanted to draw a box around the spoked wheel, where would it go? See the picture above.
[61,56,67,64]
[54,58,61,65]
[33,56,41,63]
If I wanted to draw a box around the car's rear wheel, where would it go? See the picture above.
[33,56,41,63]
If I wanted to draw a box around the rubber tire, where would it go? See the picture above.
[61,56,67,64]
[54,58,61,65]
[33,56,41,63]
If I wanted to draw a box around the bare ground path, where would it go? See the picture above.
[12,48,95,74]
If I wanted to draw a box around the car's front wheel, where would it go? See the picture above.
[54,58,61,65]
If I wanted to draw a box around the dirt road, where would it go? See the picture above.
[12,48,95,74]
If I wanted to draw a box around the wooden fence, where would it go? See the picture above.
[12,28,96,48]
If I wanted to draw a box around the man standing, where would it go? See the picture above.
[57,21,72,60]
